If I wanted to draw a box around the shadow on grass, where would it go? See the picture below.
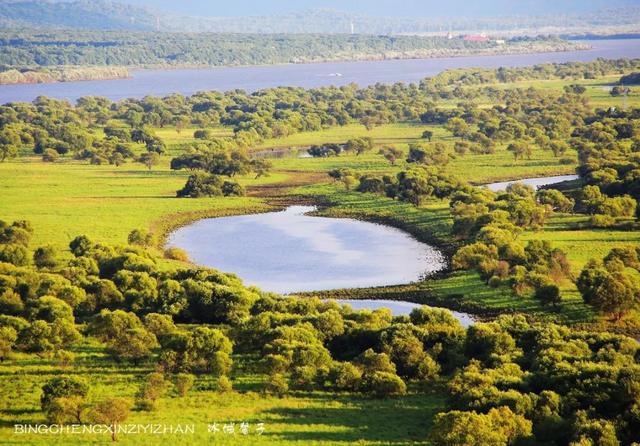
[261,392,440,445]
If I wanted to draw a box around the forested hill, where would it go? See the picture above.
[0,0,156,30]
[0,31,583,69]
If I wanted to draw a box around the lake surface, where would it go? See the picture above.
[485,174,580,191]
[167,206,445,294]
[335,299,475,328]
[2,39,639,103]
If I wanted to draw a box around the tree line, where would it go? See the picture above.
[0,29,522,68]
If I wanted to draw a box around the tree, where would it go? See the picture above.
[136,372,166,411]
[454,141,470,156]
[407,143,450,166]
[446,118,470,138]
[89,398,131,442]
[537,189,574,213]
[0,128,20,162]
[250,158,272,179]
[89,310,158,362]
[534,284,561,308]
[565,84,587,94]
[357,175,387,194]
[137,152,160,170]
[264,373,289,397]
[46,396,86,424]
[577,260,640,320]
[185,327,233,375]
[362,371,407,398]
[177,173,222,198]
[328,168,358,190]
[221,180,245,196]
[69,235,92,257]
[429,407,532,446]
[548,141,569,158]
[357,348,397,375]
[33,245,59,269]
[0,326,17,361]
[345,137,374,155]
[175,373,195,397]
[19,318,81,354]
[217,375,233,393]
[328,362,362,391]
[176,173,244,198]
[307,144,342,157]
[507,141,532,161]
[42,148,59,162]
[127,229,154,247]
[610,86,630,97]
[41,377,89,422]
[378,146,403,165]
[422,130,434,141]
[0,289,24,316]
[0,244,30,266]
[194,129,212,140]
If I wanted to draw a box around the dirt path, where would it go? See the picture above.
[247,170,327,198]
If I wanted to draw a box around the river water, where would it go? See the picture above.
[1,39,639,103]
[335,299,475,328]
[485,174,580,191]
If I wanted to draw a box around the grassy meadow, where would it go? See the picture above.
[0,342,445,445]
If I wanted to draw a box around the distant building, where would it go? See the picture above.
[463,33,489,42]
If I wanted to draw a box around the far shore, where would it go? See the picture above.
[0,39,590,86]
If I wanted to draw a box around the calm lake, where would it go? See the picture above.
[167,206,445,294]
[2,39,639,103]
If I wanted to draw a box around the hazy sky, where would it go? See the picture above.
[120,0,638,17]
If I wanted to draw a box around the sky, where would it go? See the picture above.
[119,0,639,17]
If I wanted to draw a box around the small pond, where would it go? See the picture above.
[167,206,445,294]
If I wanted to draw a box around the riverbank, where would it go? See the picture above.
[0,66,130,85]
[0,38,588,86]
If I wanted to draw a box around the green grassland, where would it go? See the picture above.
[269,140,576,183]
[480,74,640,109]
[0,158,275,252]
[0,342,445,445]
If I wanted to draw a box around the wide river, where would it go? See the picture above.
[167,205,445,294]
[1,39,639,103]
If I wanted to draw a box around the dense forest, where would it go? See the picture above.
[0,30,581,69]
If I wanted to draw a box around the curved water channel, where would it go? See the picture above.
[166,206,476,322]
[167,175,576,325]
[485,174,579,191]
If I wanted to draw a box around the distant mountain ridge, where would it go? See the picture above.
[0,0,639,35]
[0,0,156,30]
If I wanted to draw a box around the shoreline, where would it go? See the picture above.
[0,40,589,86]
